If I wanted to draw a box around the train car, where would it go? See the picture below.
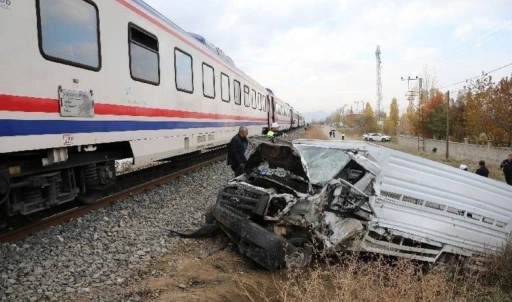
[290,105,300,129]
[297,113,305,128]
[266,91,293,131]
[0,0,297,220]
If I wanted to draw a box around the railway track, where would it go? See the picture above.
[0,148,227,243]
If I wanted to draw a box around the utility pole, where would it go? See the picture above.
[445,90,450,159]
[401,76,423,151]
[418,78,424,151]
[375,46,383,130]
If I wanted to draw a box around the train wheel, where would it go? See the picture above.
[77,161,116,204]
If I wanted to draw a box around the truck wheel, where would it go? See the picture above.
[285,235,313,268]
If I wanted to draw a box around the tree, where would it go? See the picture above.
[345,106,355,128]
[362,102,378,132]
[384,98,399,135]
[423,90,446,139]
[464,76,494,143]
[450,91,467,141]
[398,113,410,134]
[405,101,418,135]
[491,76,512,146]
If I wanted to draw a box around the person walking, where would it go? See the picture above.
[500,153,512,185]
[227,125,249,177]
[341,132,345,140]
[475,160,489,178]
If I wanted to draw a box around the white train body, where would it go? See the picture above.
[0,0,300,217]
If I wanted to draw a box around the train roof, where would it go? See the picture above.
[187,33,235,67]
[136,0,235,68]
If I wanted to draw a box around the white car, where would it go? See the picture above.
[362,133,374,140]
[365,133,391,142]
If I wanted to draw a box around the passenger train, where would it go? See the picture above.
[0,0,304,221]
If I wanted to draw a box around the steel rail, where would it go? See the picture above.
[0,154,226,243]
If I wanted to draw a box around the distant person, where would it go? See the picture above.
[329,130,333,138]
[227,126,249,177]
[500,153,512,185]
[432,147,437,154]
[267,122,280,138]
[459,164,468,171]
[341,132,345,140]
[331,129,336,138]
[475,160,489,177]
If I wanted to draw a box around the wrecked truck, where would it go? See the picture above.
[211,137,512,270]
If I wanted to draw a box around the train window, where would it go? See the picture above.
[37,0,101,71]
[129,24,160,85]
[257,93,262,110]
[244,85,250,107]
[234,80,241,105]
[262,95,267,112]
[175,48,193,93]
[202,63,215,99]
[221,73,230,102]
[251,89,257,109]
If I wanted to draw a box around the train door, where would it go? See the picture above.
[290,108,294,129]
[266,94,276,130]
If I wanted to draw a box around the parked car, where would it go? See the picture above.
[362,133,374,140]
[364,132,391,141]
[211,137,512,270]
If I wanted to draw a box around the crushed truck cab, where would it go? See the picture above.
[212,138,512,270]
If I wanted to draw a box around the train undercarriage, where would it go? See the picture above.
[0,143,131,225]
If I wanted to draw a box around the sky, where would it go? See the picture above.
[144,0,512,115]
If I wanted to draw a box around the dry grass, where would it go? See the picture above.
[303,125,330,140]
[235,251,512,302]
[481,240,512,291]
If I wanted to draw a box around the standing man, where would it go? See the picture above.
[475,160,489,178]
[500,153,512,185]
[227,126,249,177]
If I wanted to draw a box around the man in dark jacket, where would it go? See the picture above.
[500,154,512,185]
[475,160,489,177]
[227,126,249,177]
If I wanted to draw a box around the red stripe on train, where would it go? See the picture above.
[0,94,267,121]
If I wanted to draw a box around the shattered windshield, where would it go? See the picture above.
[294,144,350,186]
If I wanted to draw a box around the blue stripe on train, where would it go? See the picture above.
[0,119,264,136]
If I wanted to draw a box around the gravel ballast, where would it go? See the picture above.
[0,130,304,301]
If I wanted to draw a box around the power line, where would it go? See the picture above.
[436,18,512,68]
[439,61,512,89]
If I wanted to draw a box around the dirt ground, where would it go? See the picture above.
[90,235,283,302]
